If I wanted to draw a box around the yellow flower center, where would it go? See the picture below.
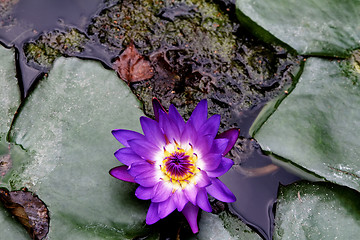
[160,142,200,189]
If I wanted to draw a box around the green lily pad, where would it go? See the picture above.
[0,44,30,194]
[0,45,33,237]
[235,0,360,57]
[0,46,20,135]
[4,56,254,239]
[274,181,360,239]
[252,57,360,191]
[8,57,151,239]
[0,138,31,190]
[0,204,29,240]
[195,211,261,240]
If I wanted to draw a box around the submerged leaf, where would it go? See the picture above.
[113,42,154,82]
[0,188,49,240]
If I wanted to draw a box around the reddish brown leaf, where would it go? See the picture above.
[0,188,49,240]
[113,42,154,83]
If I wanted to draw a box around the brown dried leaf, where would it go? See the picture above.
[113,42,154,82]
[0,188,49,240]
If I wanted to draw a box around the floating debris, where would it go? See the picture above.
[113,42,154,83]
[0,188,49,240]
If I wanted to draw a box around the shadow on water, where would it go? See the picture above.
[0,1,302,239]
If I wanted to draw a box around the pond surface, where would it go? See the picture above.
[0,1,302,239]
[0,0,104,96]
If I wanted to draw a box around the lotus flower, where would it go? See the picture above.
[110,98,239,233]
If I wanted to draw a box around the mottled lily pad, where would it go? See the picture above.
[252,57,360,191]
[0,46,20,135]
[236,0,360,57]
[274,181,360,239]
[8,57,149,239]
[0,202,29,240]
[0,139,31,190]
[195,211,261,240]
[0,45,29,240]
[0,45,28,188]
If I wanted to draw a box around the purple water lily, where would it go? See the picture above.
[110,98,239,233]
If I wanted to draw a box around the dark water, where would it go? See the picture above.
[221,137,300,239]
[0,1,301,239]
[0,0,105,97]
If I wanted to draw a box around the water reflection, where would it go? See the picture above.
[221,137,300,239]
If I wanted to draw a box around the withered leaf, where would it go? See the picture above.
[113,42,154,83]
[0,188,49,240]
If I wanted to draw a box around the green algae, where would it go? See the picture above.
[88,0,300,131]
[24,28,88,68]
[23,0,300,132]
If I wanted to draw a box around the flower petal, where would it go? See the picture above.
[184,183,198,205]
[207,157,234,178]
[128,162,154,177]
[152,97,166,122]
[114,147,144,166]
[173,189,188,211]
[207,178,236,202]
[151,181,173,202]
[134,170,160,187]
[187,99,208,130]
[146,202,160,225]
[140,116,166,148]
[182,203,199,233]
[168,104,185,133]
[159,110,181,142]
[198,153,222,171]
[196,187,212,212]
[194,134,214,155]
[197,114,220,138]
[158,197,177,219]
[180,121,197,145]
[210,138,229,155]
[128,139,160,161]
[109,166,135,183]
[216,128,240,156]
[195,170,211,188]
[135,186,153,200]
[112,129,145,147]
